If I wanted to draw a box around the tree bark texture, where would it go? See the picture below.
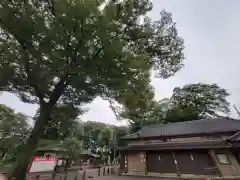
[8,103,53,180]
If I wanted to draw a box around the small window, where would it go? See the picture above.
[216,154,231,165]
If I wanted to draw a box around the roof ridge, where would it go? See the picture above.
[141,118,217,129]
[143,117,240,129]
[225,117,240,122]
[137,117,240,138]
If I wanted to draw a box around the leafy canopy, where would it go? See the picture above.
[128,83,230,133]
[168,83,230,120]
[0,0,184,109]
[0,1,184,178]
[0,104,29,140]
[77,121,128,160]
[0,104,30,164]
[35,104,81,140]
[62,137,83,159]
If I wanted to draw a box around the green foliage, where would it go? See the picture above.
[62,137,83,159]
[35,114,128,161]
[168,83,230,121]
[0,103,126,165]
[0,104,30,164]
[0,104,30,143]
[81,121,128,158]
[37,118,128,161]
[35,104,82,140]
[0,0,184,177]
[0,0,184,107]
[126,99,167,133]
[128,83,230,133]
[165,106,200,123]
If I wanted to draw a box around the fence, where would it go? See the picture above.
[0,166,119,180]
[28,166,119,180]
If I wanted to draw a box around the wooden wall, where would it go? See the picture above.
[210,149,240,177]
[126,150,221,176]
[127,152,145,172]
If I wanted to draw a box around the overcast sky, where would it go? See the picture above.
[1,0,240,125]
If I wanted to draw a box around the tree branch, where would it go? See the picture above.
[49,22,86,104]
[93,46,104,59]
[0,19,45,104]
[15,44,45,104]
[49,75,68,105]
[46,0,56,16]
[24,60,45,104]
[108,99,121,121]
[90,33,118,60]
[0,36,7,43]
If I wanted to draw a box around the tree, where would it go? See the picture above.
[36,138,83,180]
[62,137,82,171]
[0,0,184,178]
[0,105,30,164]
[82,121,111,155]
[165,106,200,123]
[128,83,230,132]
[0,104,30,145]
[126,100,167,133]
[79,121,128,163]
[167,83,230,122]
[35,104,81,140]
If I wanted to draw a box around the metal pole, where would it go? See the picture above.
[233,105,240,117]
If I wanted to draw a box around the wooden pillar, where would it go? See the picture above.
[208,150,222,177]
[144,152,147,175]
[208,150,223,177]
[172,152,180,176]
[125,152,128,173]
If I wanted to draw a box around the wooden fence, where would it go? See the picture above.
[1,166,119,180]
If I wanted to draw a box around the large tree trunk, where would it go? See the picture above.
[9,103,54,180]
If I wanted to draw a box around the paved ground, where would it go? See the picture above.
[94,176,170,180]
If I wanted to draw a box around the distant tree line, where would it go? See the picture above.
[0,104,128,166]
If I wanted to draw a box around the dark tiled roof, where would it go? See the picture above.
[125,118,240,139]
[37,143,99,157]
[37,142,65,152]
[117,140,231,151]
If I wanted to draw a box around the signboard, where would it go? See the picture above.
[28,156,56,173]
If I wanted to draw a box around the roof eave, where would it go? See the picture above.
[117,140,232,151]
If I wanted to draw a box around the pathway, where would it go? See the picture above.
[93,176,177,180]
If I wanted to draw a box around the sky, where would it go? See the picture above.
[1,0,240,125]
